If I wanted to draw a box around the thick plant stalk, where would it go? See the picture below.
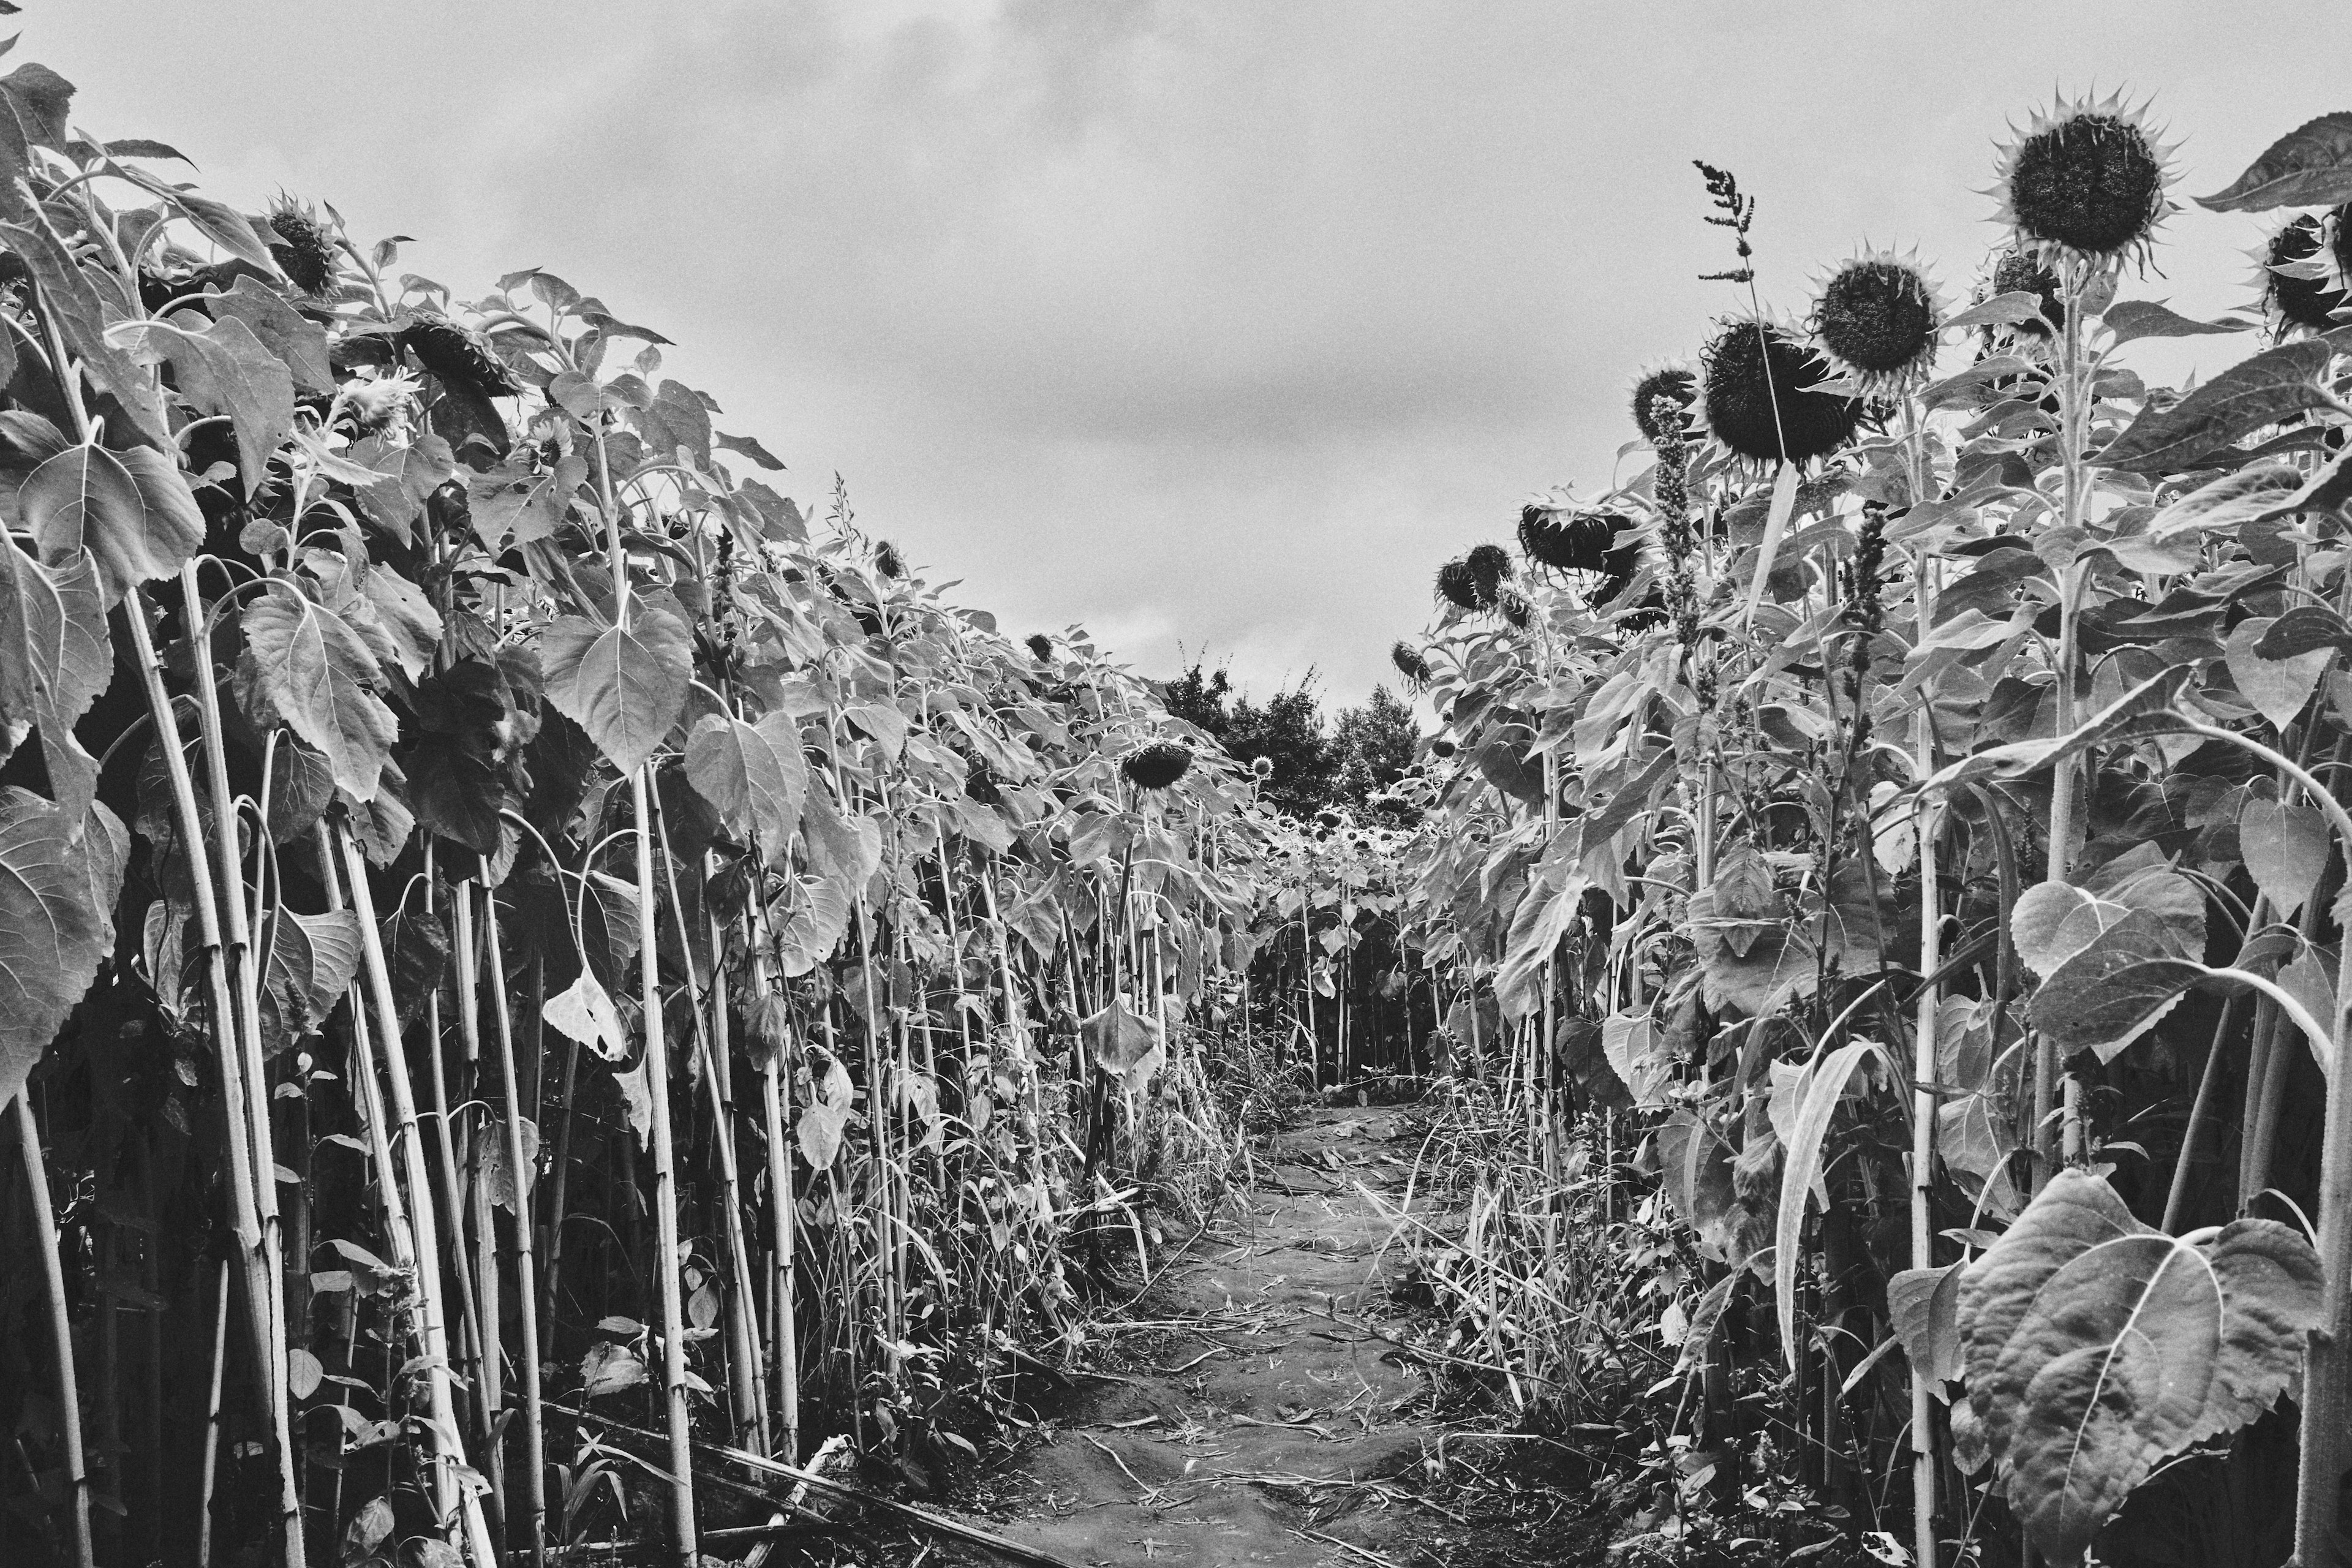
[123,590,295,1552]
[178,562,305,1560]
[747,892,800,1464]
[334,822,499,1568]
[198,1257,230,1568]
[631,767,700,1563]
[478,870,549,1568]
[1903,411,1940,1568]
[2035,258,2091,1185]
[2164,992,2243,1234]
[649,794,766,1452]
[17,1096,92,1568]
[420,865,488,1441]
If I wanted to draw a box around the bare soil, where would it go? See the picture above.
[764,1105,1601,1568]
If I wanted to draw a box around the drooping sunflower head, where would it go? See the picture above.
[1986,250,2067,343]
[1464,543,1513,605]
[1121,740,1194,791]
[1992,92,2177,271]
[1699,314,1864,467]
[1025,632,1055,661]
[873,539,904,578]
[265,196,341,297]
[2255,207,2352,337]
[1629,364,1697,443]
[1519,502,1624,574]
[1811,250,1943,395]
[1435,557,1486,612]
[1390,639,1433,689]
[1429,736,1458,760]
[1498,589,1532,630]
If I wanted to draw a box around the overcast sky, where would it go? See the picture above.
[30,2,2346,706]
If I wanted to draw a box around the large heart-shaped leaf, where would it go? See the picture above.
[257,908,362,1055]
[129,312,296,490]
[1959,1170,2321,1564]
[242,581,399,800]
[2226,616,2334,730]
[2240,794,2330,917]
[541,603,691,777]
[21,443,202,609]
[0,787,129,1107]
[0,538,110,815]
[683,709,807,862]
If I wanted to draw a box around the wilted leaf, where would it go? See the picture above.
[1959,1170,2321,1564]
[0,788,127,1107]
[543,967,627,1062]
[580,1340,648,1398]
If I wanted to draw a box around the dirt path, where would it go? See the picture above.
[907,1103,1487,1568]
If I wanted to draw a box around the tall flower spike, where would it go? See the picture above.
[1992,92,2179,272]
[1812,249,1945,396]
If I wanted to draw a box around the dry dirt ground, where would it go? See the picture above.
[765,1104,1600,1568]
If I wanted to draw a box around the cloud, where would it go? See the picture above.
[31,0,2348,707]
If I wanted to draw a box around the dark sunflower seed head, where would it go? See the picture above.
[1700,316,1861,465]
[1025,633,1055,661]
[2266,211,2351,332]
[2007,111,2165,257]
[1630,368,1697,442]
[266,197,341,297]
[1435,557,1483,611]
[1815,258,1936,375]
[1121,740,1193,790]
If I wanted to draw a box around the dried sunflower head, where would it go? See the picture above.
[1464,543,1513,604]
[265,196,341,297]
[1025,633,1054,661]
[1498,589,1531,630]
[1519,503,1624,574]
[1121,740,1193,790]
[2255,208,2352,337]
[1992,92,2177,272]
[400,311,521,401]
[1435,557,1485,611]
[1812,250,1943,395]
[1390,640,1432,689]
[1700,314,1863,466]
[1630,365,1697,443]
[873,539,903,578]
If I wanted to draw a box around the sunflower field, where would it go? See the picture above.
[15,29,2352,1568]
[1385,99,2352,1568]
